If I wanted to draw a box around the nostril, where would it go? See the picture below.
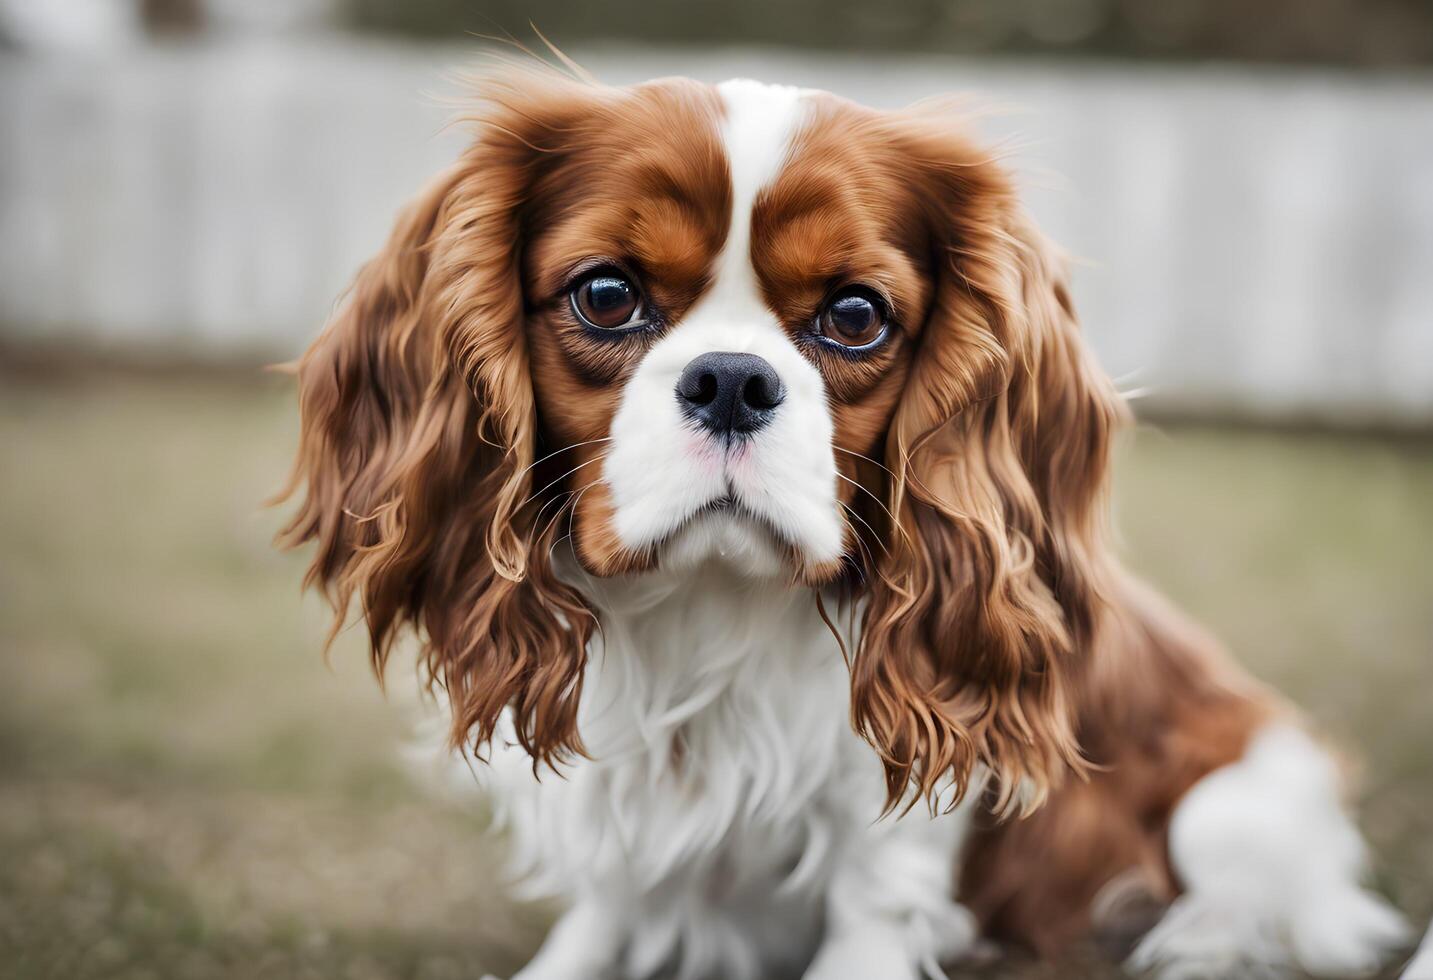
[742,372,783,411]
[678,368,720,406]
[693,372,719,406]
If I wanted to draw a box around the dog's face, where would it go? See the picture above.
[281,70,1126,811]
[517,79,926,583]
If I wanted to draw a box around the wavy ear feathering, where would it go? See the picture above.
[275,71,605,771]
[851,113,1130,817]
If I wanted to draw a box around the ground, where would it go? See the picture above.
[1,370,1429,979]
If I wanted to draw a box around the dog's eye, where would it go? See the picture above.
[817,288,888,349]
[572,273,643,330]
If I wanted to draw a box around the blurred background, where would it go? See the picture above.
[1,1,1430,978]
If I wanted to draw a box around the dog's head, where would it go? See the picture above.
[280,69,1126,812]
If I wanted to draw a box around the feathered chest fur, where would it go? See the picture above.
[478,565,890,977]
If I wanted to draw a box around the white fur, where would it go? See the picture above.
[473,560,977,980]
[1130,724,1409,979]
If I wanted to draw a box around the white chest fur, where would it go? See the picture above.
[470,563,969,980]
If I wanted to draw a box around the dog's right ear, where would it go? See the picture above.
[278,162,467,615]
[276,69,608,770]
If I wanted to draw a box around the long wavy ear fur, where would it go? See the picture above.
[852,114,1129,816]
[275,69,606,770]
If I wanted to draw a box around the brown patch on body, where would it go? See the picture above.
[959,574,1276,954]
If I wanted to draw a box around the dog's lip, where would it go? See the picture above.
[663,492,788,551]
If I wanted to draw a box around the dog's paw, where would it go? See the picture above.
[1128,880,1408,980]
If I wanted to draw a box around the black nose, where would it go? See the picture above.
[676,352,785,436]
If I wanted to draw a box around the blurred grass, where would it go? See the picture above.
[0,371,1429,979]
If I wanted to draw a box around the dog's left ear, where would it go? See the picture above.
[852,115,1129,815]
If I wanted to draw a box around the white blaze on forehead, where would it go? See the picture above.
[710,78,810,308]
[601,79,844,570]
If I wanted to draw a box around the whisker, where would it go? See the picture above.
[832,445,895,479]
[547,531,575,567]
[890,441,946,503]
[839,500,890,558]
[545,477,603,564]
[838,507,876,575]
[833,472,901,527]
[518,453,608,510]
[531,486,578,535]
[830,452,917,547]
[565,477,602,528]
[537,489,580,549]
[516,437,613,481]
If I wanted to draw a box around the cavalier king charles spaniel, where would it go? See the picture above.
[279,68,1411,980]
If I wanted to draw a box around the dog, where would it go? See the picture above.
[278,67,1411,979]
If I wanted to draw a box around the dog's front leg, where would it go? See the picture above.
[486,897,624,980]
[803,806,978,980]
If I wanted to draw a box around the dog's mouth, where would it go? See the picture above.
[692,490,788,543]
[687,491,776,542]
[652,489,798,576]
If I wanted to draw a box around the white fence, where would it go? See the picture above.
[3,39,1431,425]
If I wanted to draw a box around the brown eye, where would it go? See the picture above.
[818,288,888,349]
[572,273,643,330]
